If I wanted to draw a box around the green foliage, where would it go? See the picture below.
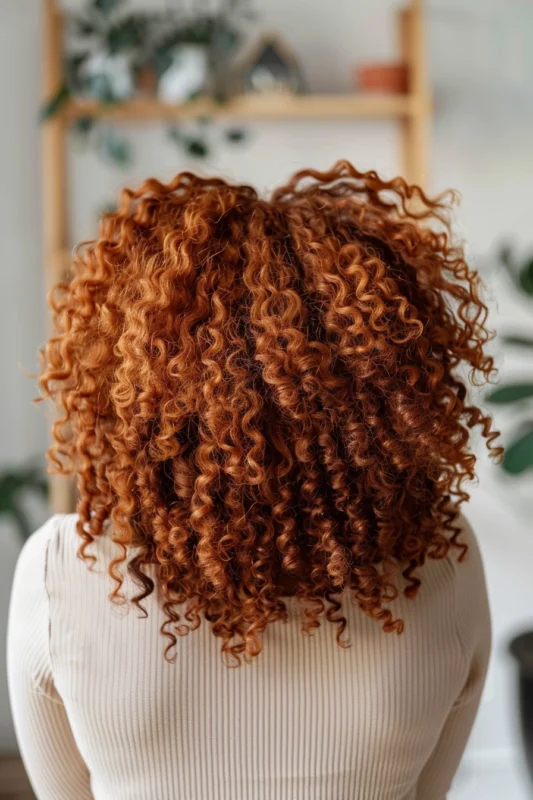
[73,115,95,137]
[486,384,533,404]
[40,83,70,121]
[40,0,252,163]
[98,127,132,167]
[107,15,147,55]
[65,53,90,94]
[502,335,533,348]
[0,466,48,542]
[73,17,98,36]
[502,430,533,475]
[500,244,533,297]
[168,126,210,158]
[185,138,209,158]
[488,244,533,476]
[225,127,246,142]
[92,0,124,14]
[520,259,533,296]
[85,73,116,103]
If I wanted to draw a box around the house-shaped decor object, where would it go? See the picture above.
[232,31,306,95]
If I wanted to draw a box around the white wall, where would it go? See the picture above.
[0,0,47,752]
[1,3,533,790]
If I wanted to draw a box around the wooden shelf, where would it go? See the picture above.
[44,248,71,283]
[43,0,432,514]
[62,92,425,123]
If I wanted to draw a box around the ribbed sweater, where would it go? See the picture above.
[7,512,491,800]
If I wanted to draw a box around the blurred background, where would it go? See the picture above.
[2,0,533,797]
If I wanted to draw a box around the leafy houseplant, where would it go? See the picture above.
[486,246,533,475]
[486,246,533,787]
[0,465,48,542]
[41,0,251,165]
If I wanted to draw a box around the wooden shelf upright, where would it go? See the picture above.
[43,0,74,514]
[42,0,432,513]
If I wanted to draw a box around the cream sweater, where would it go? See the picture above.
[7,513,491,800]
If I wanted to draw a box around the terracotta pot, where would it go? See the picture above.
[137,65,158,96]
[354,62,408,94]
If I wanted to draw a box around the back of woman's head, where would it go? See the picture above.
[40,160,501,664]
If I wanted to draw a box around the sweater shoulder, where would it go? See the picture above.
[11,514,84,606]
[43,513,118,570]
[8,515,62,695]
[12,514,63,591]
[448,512,491,660]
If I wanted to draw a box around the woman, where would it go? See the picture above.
[8,162,499,800]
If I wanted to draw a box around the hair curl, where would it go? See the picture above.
[39,160,502,665]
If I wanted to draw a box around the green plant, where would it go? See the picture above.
[41,0,251,164]
[0,465,48,542]
[486,245,533,474]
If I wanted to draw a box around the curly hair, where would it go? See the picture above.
[39,160,501,665]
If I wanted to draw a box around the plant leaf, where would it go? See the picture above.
[0,464,48,540]
[99,128,132,167]
[107,16,145,54]
[152,49,175,78]
[211,23,240,54]
[500,243,514,271]
[65,52,90,93]
[499,243,519,288]
[73,17,98,36]
[519,258,533,296]
[502,335,533,348]
[0,467,47,497]
[87,73,117,104]
[8,502,32,542]
[185,136,209,158]
[167,126,183,143]
[35,479,49,500]
[486,384,533,404]
[91,0,124,14]
[225,127,245,143]
[40,83,70,121]
[73,116,95,138]
[0,481,15,513]
[502,429,533,475]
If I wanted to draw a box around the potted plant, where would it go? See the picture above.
[0,464,49,542]
[41,0,251,164]
[486,245,533,785]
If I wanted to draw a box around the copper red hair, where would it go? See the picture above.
[39,160,501,665]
